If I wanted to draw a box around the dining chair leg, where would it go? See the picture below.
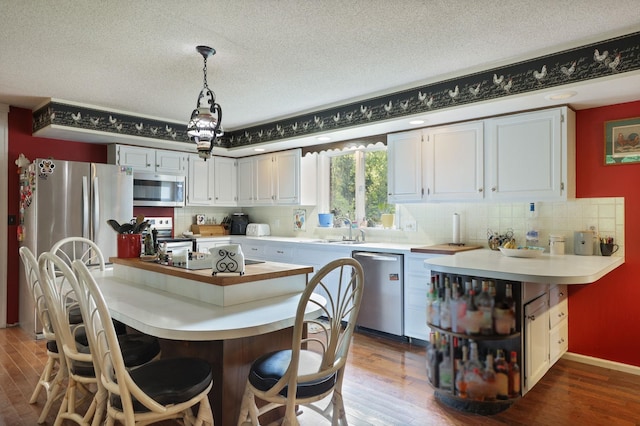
[34,359,66,424]
[192,395,214,426]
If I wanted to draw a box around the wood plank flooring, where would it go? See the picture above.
[2,325,639,425]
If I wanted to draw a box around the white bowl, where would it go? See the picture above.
[499,247,545,258]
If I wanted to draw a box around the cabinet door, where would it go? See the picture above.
[213,157,237,206]
[425,121,484,201]
[187,154,213,206]
[254,154,274,204]
[236,157,254,206]
[486,108,564,201]
[273,150,300,204]
[403,254,432,341]
[117,145,154,172]
[549,284,568,329]
[155,151,186,175]
[549,320,568,365]
[524,293,550,393]
[387,130,423,202]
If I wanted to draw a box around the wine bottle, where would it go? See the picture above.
[509,351,521,398]
[440,277,452,330]
[526,202,539,247]
[465,289,482,335]
[426,332,439,387]
[476,281,494,335]
[455,343,469,398]
[426,276,437,325]
[482,352,497,401]
[438,337,453,391]
[494,349,509,400]
[504,283,516,333]
[464,341,484,400]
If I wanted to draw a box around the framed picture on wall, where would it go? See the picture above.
[605,117,640,164]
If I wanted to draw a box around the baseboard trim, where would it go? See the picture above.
[563,352,640,376]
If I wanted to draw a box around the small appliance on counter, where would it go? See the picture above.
[574,230,596,255]
[229,213,250,235]
[246,223,271,237]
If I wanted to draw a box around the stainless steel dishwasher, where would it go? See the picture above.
[352,251,404,336]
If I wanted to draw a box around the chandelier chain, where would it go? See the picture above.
[202,57,209,89]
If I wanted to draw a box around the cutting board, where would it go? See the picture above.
[410,244,482,255]
[191,224,229,236]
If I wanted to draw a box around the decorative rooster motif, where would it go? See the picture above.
[533,65,547,82]
[291,122,298,132]
[114,123,123,132]
[503,78,513,93]
[301,121,309,131]
[418,91,434,108]
[71,112,82,122]
[383,101,393,113]
[332,112,340,123]
[150,127,158,135]
[560,61,576,77]
[108,115,117,124]
[399,99,410,111]
[258,130,264,138]
[345,112,354,122]
[314,116,324,129]
[469,83,481,97]
[135,122,144,132]
[493,74,504,87]
[89,117,100,126]
[170,132,177,139]
[165,125,173,134]
[594,49,608,63]
[609,53,621,71]
[245,131,252,142]
[448,85,459,100]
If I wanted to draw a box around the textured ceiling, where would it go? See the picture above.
[1,1,639,136]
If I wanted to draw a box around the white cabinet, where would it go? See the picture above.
[196,238,231,253]
[424,121,484,201]
[187,155,237,206]
[387,130,424,202]
[522,283,569,394]
[524,292,550,393]
[239,149,316,206]
[403,253,437,341]
[236,157,254,205]
[108,144,186,175]
[485,107,575,201]
[549,284,568,364]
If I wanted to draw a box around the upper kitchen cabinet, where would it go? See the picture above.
[108,144,187,175]
[236,157,254,205]
[485,107,575,201]
[387,130,424,203]
[424,121,484,201]
[186,155,237,207]
[243,149,317,206]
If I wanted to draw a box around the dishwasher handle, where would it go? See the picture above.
[353,252,398,262]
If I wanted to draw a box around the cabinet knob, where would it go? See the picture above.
[559,292,564,297]
[478,188,483,193]
[527,314,536,321]
[491,187,497,192]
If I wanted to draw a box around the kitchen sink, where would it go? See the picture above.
[305,239,366,245]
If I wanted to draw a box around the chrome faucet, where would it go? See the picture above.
[338,217,354,241]
[358,229,366,242]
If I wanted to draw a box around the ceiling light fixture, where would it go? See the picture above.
[545,91,577,101]
[317,136,332,141]
[409,119,425,125]
[187,45,223,160]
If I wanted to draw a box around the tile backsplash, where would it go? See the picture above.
[174,197,624,256]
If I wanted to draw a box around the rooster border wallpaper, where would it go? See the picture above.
[32,31,640,149]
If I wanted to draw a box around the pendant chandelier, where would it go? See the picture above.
[187,45,223,160]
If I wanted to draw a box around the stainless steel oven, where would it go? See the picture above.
[145,217,195,252]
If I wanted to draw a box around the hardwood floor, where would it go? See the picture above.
[2,325,640,425]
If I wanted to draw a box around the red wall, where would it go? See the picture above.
[5,101,640,366]
[569,100,640,366]
[6,107,107,323]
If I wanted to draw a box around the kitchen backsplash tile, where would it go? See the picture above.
[176,197,624,256]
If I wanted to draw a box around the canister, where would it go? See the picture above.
[549,234,565,255]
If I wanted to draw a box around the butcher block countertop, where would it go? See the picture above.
[109,257,313,287]
[411,244,483,255]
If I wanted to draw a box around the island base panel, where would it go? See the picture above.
[159,328,292,426]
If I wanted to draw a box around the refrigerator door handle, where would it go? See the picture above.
[82,176,90,238]
[92,176,99,239]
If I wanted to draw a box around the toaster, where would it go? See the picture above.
[246,223,271,237]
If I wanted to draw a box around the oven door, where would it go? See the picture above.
[133,173,185,207]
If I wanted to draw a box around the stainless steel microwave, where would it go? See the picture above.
[133,172,185,207]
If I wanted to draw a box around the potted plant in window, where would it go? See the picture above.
[378,203,395,229]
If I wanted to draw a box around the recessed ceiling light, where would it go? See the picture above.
[254,147,265,152]
[545,91,577,100]
[409,119,425,125]
[317,136,332,141]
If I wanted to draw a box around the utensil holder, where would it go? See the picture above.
[117,234,141,258]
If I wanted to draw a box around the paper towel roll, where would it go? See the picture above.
[452,213,460,244]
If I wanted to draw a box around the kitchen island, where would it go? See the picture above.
[422,249,624,413]
[95,258,319,426]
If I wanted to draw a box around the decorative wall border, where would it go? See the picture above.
[33,31,640,149]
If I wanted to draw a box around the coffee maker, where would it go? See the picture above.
[229,213,250,235]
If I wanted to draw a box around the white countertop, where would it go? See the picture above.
[93,269,324,341]
[424,249,624,284]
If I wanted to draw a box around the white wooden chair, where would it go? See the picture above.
[237,257,364,426]
[50,236,106,271]
[72,259,215,426]
[38,252,161,426]
[19,246,67,424]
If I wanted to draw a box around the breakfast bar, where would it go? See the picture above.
[94,258,320,426]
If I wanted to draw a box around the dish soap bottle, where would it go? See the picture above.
[526,202,539,248]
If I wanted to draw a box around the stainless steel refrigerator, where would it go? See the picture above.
[19,159,133,336]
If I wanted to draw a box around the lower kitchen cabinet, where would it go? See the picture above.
[404,253,438,341]
[524,292,550,393]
